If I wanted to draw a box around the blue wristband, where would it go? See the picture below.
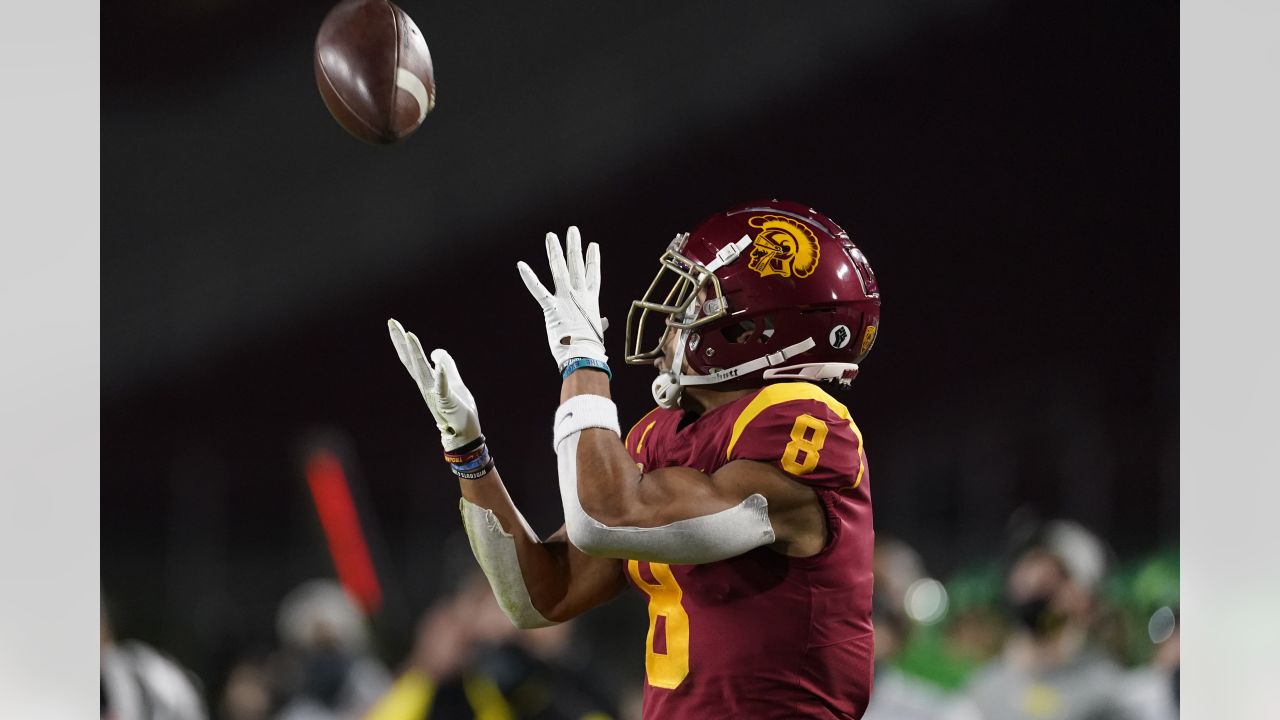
[452,452,491,472]
[449,445,493,479]
[561,357,612,380]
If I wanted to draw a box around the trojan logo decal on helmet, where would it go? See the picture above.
[746,215,821,279]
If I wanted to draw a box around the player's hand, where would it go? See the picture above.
[388,319,482,451]
[517,226,608,369]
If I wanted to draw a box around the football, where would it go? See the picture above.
[314,0,436,144]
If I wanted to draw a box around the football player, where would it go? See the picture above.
[388,200,881,718]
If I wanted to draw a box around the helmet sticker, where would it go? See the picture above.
[829,324,852,349]
[859,325,878,356]
[746,215,821,279]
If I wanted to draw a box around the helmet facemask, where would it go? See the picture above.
[624,233,732,366]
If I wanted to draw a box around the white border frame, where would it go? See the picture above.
[1180,1,1280,714]
[0,1,101,717]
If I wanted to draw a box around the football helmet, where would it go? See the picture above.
[624,200,880,409]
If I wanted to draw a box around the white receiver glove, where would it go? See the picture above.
[517,226,608,369]
[388,319,482,451]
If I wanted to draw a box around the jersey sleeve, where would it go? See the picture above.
[725,383,865,491]
[624,407,664,469]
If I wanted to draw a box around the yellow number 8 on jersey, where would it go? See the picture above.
[628,560,690,689]
[781,413,828,475]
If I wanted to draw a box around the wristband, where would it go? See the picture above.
[552,394,621,448]
[560,357,612,380]
[451,452,491,473]
[453,457,495,480]
[444,435,494,479]
[444,446,486,465]
[443,434,487,464]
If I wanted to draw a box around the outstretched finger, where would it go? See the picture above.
[389,319,431,394]
[585,241,601,294]
[404,331,436,394]
[432,348,474,405]
[429,348,450,398]
[517,261,554,308]
[388,318,413,370]
[545,231,571,292]
[565,226,586,291]
[428,349,461,441]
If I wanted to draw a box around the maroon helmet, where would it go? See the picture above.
[624,200,880,408]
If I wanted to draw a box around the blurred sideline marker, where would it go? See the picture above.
[305,448,384,613]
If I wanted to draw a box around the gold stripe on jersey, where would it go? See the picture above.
[625,407,662,452]
[636,421,658,452]
[726,382,865,489]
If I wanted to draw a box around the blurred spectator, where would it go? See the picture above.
[961,520,1138,720]
[272,579,394,720]
[863,538,952,720]
[101,602,209,720]
[941,573,1008,672]
[220,655,275,720]
[1115,548,1180,720]
[1112,551,1179,719]
[1118,607,1178,720]
[365,569,617,720]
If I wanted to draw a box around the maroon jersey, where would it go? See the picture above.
[622,382,875,719]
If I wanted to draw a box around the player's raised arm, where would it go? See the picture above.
[559,371,838,560]
[386,320,625,627]
[518,229,832,565]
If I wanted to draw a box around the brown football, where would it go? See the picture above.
[314,0,436,144]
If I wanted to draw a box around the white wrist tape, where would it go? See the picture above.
[458,498,555,629]
[553,395,776,564]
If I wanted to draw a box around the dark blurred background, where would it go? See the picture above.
[102,0,1177,717]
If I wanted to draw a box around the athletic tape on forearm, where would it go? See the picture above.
[458,498,556,629]
[553,395,776,564]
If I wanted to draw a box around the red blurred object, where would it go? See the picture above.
[304,449,384,613]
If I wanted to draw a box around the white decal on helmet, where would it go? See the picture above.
[829,324,852,349]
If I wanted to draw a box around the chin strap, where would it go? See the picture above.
[651,324,694,409]
[703,236,752,273]
[679,337,818,385]
[653,336,842,407]
[651,372,683,410]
